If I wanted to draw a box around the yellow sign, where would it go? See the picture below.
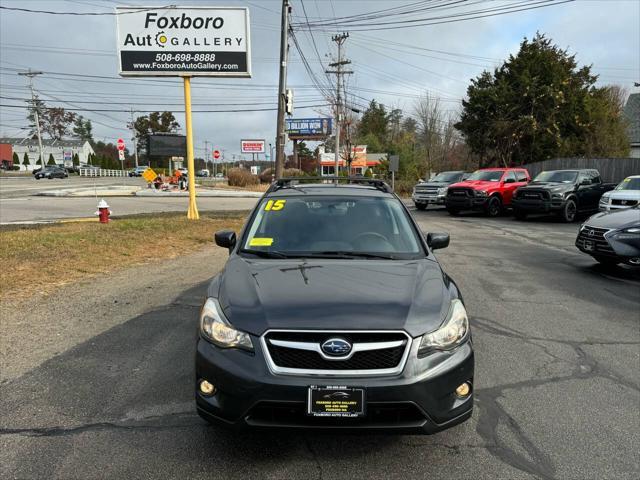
[142,168,157,183]
[249,237,274,247]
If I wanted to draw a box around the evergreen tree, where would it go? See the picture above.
[23,152,30,167]
[456,33,629,166]
[47,154,56,165]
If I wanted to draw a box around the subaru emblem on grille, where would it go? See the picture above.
[588,230,595,236]
[321,338,352,356]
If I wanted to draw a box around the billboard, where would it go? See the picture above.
[241,139,265,154]
[286,118,332,140]
[148,135,187,157]
[116,6,251,77]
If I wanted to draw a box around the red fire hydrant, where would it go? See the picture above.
[95,199,112,224]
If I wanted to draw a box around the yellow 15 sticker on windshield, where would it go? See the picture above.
[264,199,286,211]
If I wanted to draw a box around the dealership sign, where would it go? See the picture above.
[241,139,265,154]
[116,6,251,77]
[286,118,332,140]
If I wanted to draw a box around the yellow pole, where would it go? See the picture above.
[183,76,199,220]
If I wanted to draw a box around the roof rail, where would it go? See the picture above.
[267,176,393,194]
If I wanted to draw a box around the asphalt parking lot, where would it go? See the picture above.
[1,206,638,479]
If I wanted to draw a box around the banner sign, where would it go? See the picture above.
[286,118,332,140]
[241,139,265,154]
[116,6,251,77]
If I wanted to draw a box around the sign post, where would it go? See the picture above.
[116,6,252,219]
[389,155,399,192]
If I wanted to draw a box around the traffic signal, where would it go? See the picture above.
[285,89,293,115]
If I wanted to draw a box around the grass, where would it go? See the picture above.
[196,180,270,192]
[0,212,247,302]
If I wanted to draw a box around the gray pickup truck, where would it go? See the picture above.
[412,171,467,210]
[512,169,616,222]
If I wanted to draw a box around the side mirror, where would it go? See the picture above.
[427,232,450,250]
[214,230,236,251]
[504,177,516,183]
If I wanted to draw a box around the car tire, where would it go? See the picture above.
[559,199,577,223]
[514,209,527,220]
[446,207,460,216]
[594,256,619,266]
[485,196,502,217]
[415,203,427,211]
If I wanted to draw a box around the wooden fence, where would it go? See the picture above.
[521,157,640,183]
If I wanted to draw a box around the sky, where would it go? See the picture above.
[1,0,639,162]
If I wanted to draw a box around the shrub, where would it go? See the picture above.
[259,168,274,184]
[47,154,56,165]
[11,165,21,171]
[23,153,30,166]
[227,167,259,187]
[282,168,305,178]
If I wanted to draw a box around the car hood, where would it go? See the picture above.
[449,180,499,189]
[601,190,640,200]
[583,207,640,229]
[213,257,452,338]
[518,181,573,193]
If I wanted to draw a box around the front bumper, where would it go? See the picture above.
[576,229,640,263]
[412,194,446,205]
[512,197,565,213]
[445,195,488,211]
[195,335,474,434]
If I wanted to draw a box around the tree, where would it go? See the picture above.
[456,33,629,166]
[133,111,180,155]
[72,153,80,166]
[47,154,56,165]
[27,96,76,140]
[23,152,30,167]
[72,116,93,143]
[357,100,388,148]
[12,152,19,167]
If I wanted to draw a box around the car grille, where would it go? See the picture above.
[611,199,638,207]
[576,226,614,254]
[415,186,438,195]
[517,189,551,200]
[262,331,411,376]
[447,187,474,198]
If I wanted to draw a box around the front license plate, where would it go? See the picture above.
[583,240,595,252]
[307,386,365,418]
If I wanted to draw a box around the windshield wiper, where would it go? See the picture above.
[240,249,290,259]
[309,251,397,260]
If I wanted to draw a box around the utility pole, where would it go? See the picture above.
[204,140,209,175]
[275,0,291,180]
[128,108,139,168]
[18,70,45,171]
[326,33,352,180]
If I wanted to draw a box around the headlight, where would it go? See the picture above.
[418,299,469,355]
[200,298,253,350]
[476,190,488,197]
[438,187,448,195]
[599,197,608,204]
[623,227,640,233]
[611,227,640,239]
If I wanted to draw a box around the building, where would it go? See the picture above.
[0,143,13,168]
[623,92,640,158]
[319,145,387,175]
[0,138,95,170]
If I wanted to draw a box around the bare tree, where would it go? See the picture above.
[414,95,461,174]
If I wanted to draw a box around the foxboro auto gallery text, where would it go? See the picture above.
[122,13,243,47]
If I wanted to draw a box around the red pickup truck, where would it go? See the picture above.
[445,167,531,217]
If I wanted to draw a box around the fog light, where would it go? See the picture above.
[455,382,471,398]
[199,380,216,396]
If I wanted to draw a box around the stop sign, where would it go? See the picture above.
[213,149,221,160]
[117,138,125,151]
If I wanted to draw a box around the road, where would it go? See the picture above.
[0,176,258,223]
[1,207,639,479]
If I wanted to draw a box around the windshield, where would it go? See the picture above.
[616,177,640,191]
[241,196,424,259]
[431,172,461,182]
[533,171,578,183]
[466,170,503,182]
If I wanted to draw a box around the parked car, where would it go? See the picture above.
[129,166,149,177]
[412,171,468,210]
[575,205,640,266]
[34,166,68,180]
[196,169,210,177]
[512,169,616,222]
[599,175,640,212]
[445,167,530,217]
[197,177,474,433]
[215,173,224,178]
